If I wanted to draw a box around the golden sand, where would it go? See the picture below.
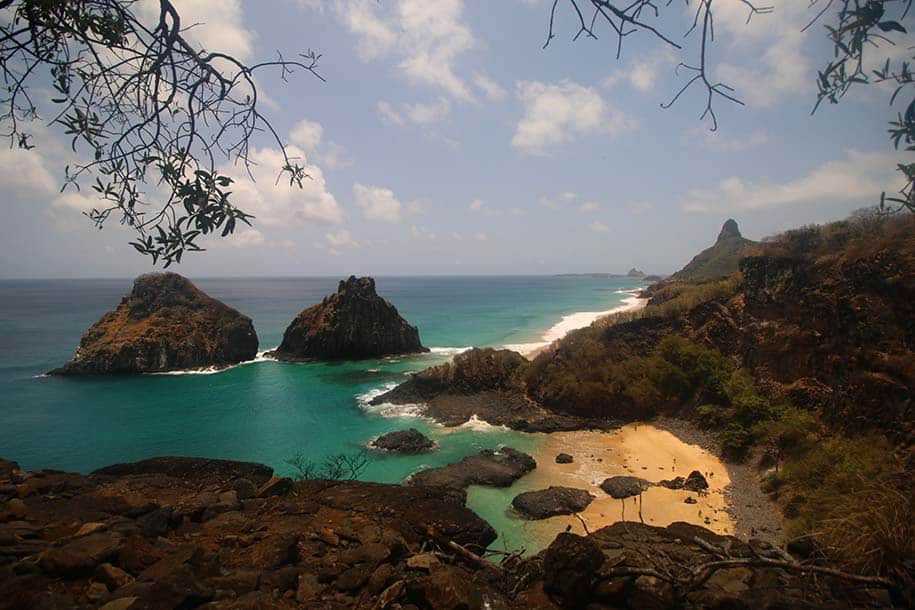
[515,424,733,549]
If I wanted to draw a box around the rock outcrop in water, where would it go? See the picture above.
[270,276,428,361]
[370,429,435,453]
[50,273,258,375]
[408,447,536,492]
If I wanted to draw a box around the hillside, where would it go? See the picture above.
[668,218,754,283]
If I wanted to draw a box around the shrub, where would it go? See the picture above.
[718,423,752,460]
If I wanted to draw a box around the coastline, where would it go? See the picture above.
[503,288,649,359]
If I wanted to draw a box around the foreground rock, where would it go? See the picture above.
[512,486,594,519]
[370,429,435,453]
[373,348,612,432]
[0,457,904,609]
[50,273,258,375]
[269,276,428,361]
[0,456,498,610]
[409,447,536,491]
[532,521,899,609]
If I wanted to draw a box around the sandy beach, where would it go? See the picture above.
[495,424,734,551]
[504,289,648,359]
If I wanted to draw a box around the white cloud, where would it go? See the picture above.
[288,119,351,170]
[513,80,636,154]
[469,198,483,211]
[228,229,266,248]
[405,201,425,216]
[0,147,57,197]
[406,98,451,125]
[540,191,577,209]
[138,0,254,61]
[509,207,525,216]
[474,231,488,241]
[354,183,402,223]
[325,228,359,249]
[712,2,812,107]
[378,97,451,126]
[218,145,344,226]
[332,0,397,60]
[589,221,609,233]
[683,150,904,213]
[602,50,675,93]
[333,0,474,100]
[289,119,324,153]
[473,72,508,101]
[579,201,600,213]
[411,225,437,240]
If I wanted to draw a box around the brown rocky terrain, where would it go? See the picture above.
[50,273,258,375]
[0,457,901,609]
[269,277,428,361]
[371,348,611,432]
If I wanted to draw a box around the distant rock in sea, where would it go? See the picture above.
[50,273,258,375]
[371,428,436,453]
[270,276,428,361]
[627,268,646,278]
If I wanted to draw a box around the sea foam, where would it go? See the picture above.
[149,348,278,376]
[355,382,429,420]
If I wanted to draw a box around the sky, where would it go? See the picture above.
[0,0,911,278]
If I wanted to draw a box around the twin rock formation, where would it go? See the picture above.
[52,274,425,375]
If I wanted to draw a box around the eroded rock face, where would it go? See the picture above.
[408,447,536,491]
[50,273,258,375]
[371,429,435,453]
[271,276,428,361]
[512,486,594,519]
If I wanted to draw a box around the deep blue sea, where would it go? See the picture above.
[0,275,643,550]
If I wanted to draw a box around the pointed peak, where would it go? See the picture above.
[717,219,742,242]
[337,276,376,295]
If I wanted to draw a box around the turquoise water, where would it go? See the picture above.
[0,276,642,551]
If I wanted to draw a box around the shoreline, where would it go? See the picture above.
[634,417,784,544]
[503,288,648,359]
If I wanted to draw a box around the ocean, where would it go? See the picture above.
[0,275,644,551]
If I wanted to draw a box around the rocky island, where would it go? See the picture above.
[50,273,258,375]
[269,276,428,361]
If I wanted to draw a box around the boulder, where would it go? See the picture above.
[600,476,650,499]
[371,429,435,453]
[270,276,428,361]
[555,453,574,464]
[511,486,594,519]
[50,273,258,375]
[409,447,536,490]
[684,470,709,492]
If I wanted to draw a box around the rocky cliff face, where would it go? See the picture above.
[271,276,427,361]
[50,273,258,375]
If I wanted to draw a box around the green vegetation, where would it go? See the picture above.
[669,236,753,283]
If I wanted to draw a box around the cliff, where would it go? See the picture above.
[50,273,258,375]
[270,276,428,361]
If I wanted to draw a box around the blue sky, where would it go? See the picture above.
[0,0,910,278]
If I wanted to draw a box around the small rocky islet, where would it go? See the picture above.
[268,275,428,361]
[50,273,258,375]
